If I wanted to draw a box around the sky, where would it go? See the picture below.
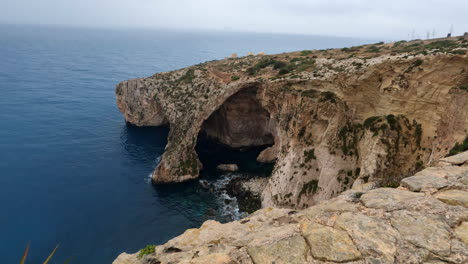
[1,0,468,39]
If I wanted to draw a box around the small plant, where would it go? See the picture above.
[412,59,423,67]
[179,68,195,84]
[319,91,337,103]
[383,181,400,188]
[298,180,319,200]
[448,137,468,156]
[393,40,407,47]
[138,245,156,259]
[415,160,424,172]
[404,59,424,73]
[231,75,240,81]
[341,46,361,53]
[449,50,466,55]
[366,45,381,53]
[19,243,60,264]
[247,58,286,75]
[300,50,313,56]
[456,85,468,92]
[278,68,290,75]
[425,40,458,51]
[303,149,316,163]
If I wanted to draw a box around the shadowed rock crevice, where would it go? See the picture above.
[200,87,275,148]
[196,86,278,172]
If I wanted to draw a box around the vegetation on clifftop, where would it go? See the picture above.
[138,245,156,259]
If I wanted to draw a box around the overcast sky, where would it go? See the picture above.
[1,0,467,39]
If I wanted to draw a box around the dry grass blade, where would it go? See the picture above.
[19,243,30,264]
[43,245,59,264]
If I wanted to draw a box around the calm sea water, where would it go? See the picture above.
[0,24,373,263]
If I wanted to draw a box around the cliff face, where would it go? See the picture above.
[114,151,468,264]
[116,37,468,208]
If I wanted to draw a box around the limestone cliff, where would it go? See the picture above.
[114,151,468,264]
[116,37,468,208]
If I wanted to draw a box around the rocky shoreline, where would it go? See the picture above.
[114,37,468,263]
[114,151,468,264]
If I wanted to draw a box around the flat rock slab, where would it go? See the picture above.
[454,222,468,244]
[434,189,468,207]
[336,212,399,262]
[303,224,361,262]
[400,174,449,191]
[247,236,309,264]
[440,151,468,165]
[360,188,424,211]
[390,210,451,256]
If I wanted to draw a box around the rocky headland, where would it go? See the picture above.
[114,36,468,263]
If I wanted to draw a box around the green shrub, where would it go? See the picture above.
[301,89,319,98]
[300,50,313,56]
[138,245,156,259]
[319,91,337,103]
[412,59,423,67]
[405,59,424,73]
[456,85,468,92]
[450,49,466,55]
[366,46,381,53]
[298,180,319,198]
[363,116,381,128]
[303,149,316,163]
[415,160,424,172]
[448,137,468,156]
[278,68,291,75]
[231,75,240,81]
[341,46,361,52]
[393,40,407,47]
[247,58,290,75]
[425,40,458,50]
[179,69,195,84]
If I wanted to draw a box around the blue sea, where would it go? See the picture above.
[0,24,373,263]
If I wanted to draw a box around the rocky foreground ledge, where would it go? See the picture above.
[114,151,468,264]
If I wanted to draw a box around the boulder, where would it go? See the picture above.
[439,151,468,166]
[256,146,277,163]
[216,164,239,172]
[360,188,424,211]
[400,174,449,191]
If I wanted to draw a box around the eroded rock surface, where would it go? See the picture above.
[114,153,468,264]
[116,37,468,208]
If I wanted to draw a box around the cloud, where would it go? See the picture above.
[1,0,467,39]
